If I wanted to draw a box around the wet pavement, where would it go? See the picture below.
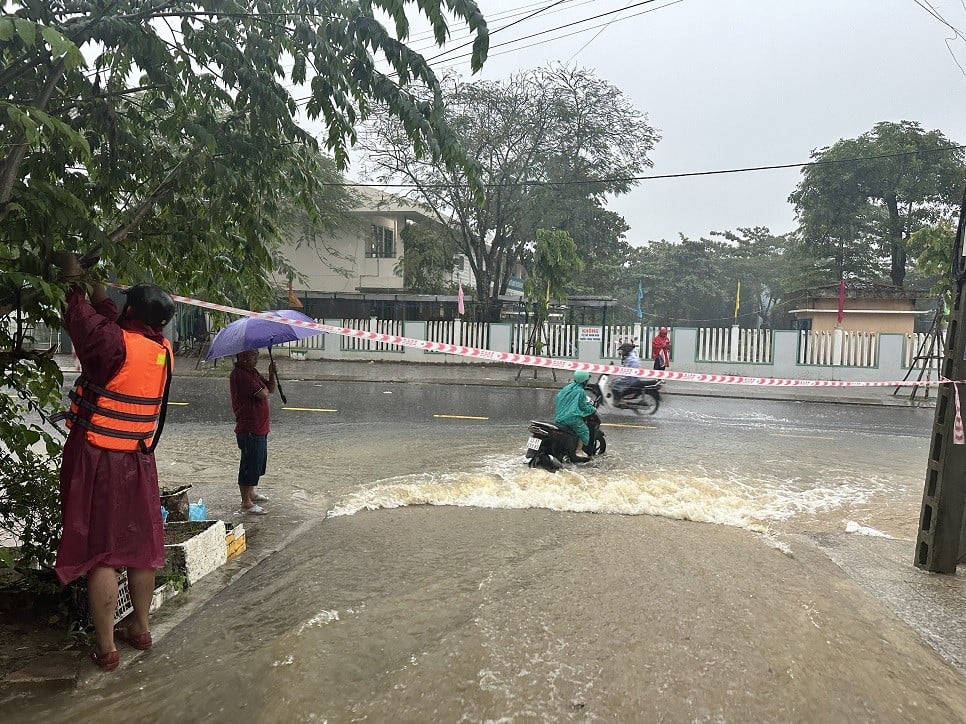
[1,356,959,721]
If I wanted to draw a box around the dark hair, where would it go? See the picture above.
[123,284,175,328]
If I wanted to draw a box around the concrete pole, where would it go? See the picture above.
[916,190,966,573]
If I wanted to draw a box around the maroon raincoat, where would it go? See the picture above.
[53,288,166,585]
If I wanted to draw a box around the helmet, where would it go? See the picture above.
[618,342,636,359]
[573,370,590,385]
[123,284,175,329]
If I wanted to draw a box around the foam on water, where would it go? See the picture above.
[326,454,888,533]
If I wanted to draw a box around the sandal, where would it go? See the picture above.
[115,626,152,650]
[90,648,120,671]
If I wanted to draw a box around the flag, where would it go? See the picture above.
[457,284,465,315]
[837,279,845,324]
[636,280,644,320]
[287,279,303,309]
[733,281,741,322]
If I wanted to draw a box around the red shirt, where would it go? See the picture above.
[230,363,271,435]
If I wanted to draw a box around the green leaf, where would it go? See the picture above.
[14,17,36,46]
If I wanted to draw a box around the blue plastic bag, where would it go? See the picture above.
[161,506,169,524]
[188,499,207,521]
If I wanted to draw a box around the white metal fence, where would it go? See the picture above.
[903,332,943,372]
[3,318,60,351]
[339,318,405,353]
[696,327,773,364]
[797,330,878,367]
[510,323,579,358]
[425,320,490,350]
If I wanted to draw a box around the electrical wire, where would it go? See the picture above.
[320,144,966,190]
[566,0,635,64]
[436,0,682,68]
[910,0,966,74]
[432,0,669,65]
[420,0,574,66]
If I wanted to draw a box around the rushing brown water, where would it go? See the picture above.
[9,396,961,723]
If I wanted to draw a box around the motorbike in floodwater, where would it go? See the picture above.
[524,413,606,472]
[586,374,662,416]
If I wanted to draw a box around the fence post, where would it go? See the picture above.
[729,324,739,362]
[832,327,844,365]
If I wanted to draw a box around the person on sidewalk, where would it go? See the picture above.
[554,370,597,461]
[230,349,277,515]
[53,253,175,672]
[652,327,672,371]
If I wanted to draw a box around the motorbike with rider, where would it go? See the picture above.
[524,370,605,471]
[580,341,663,416]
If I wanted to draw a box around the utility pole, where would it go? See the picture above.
[916,188,966,573]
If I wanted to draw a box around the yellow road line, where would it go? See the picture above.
[601,422,657,429]
[771,432,835,440]
[283,407,338,412]
[433,414,490,420]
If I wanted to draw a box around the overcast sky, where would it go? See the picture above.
[356,0,966,246]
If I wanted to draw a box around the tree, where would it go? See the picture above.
[360,64,658,319]
[789,121,965,286]
[617,228,812,329]
[395,220,461,294]
[522,228,582,355]
[906,222,957,301]
[1,1,489,574]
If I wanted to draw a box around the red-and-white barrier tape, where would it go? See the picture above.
[104,285,966,443]
[141,287,950,391]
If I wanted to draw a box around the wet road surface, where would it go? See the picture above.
[6,380,960,722]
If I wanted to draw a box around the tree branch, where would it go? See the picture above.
[0,59,66,223]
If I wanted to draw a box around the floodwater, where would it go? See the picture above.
[9,387,964,722]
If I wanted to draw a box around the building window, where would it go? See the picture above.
[368,225,395,258]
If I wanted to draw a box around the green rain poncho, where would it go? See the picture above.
[553,373,596,445]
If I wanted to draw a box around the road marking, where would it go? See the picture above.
[283,407,338,413]
[601,422,657,429]
[433,414,490,420]
[168,402,189,406]
[771,432,835,440]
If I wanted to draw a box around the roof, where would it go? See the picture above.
[799,281,929,301]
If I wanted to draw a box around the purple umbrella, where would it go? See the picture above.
[205,309,325,402]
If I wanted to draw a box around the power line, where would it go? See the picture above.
[436,0,669,63]
[910,0,966,74]
[439,0,682,67]
[566,0,636,64]
[404,0,600,51]
[292,0,674,107]
[420,0,574,66]
[324,144,966,190]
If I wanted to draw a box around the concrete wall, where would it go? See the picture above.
[282,322,919,382]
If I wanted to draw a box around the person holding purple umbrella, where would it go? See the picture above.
[230,348,277,515]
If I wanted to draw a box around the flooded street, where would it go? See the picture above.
[9,380,963,722]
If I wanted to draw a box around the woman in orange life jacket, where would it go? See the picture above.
[53,253,175,672]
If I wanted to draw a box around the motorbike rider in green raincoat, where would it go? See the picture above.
[554,370,597,459]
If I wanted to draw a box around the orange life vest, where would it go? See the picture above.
[66,331,173,452]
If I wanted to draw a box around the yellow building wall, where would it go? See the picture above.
[803,299,917,334]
